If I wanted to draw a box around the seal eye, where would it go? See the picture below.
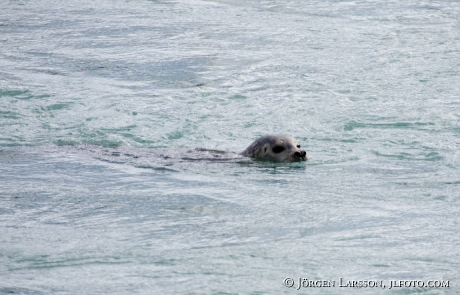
[272,145,285,154]
[297,145,301,148]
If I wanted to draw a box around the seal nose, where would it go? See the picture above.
[294,150,307,159]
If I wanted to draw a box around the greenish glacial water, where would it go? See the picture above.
[1,0,460,294]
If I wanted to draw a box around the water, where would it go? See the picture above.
[1,0,460,294]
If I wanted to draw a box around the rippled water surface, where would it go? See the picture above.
[1,0,460,294]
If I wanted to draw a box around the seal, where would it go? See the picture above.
[241,134,307,162]
[66,135,307,167]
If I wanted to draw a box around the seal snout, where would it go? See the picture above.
[293,150,307,161]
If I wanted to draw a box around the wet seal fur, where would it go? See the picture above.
[45,135,307,169]
[241,134,307,162]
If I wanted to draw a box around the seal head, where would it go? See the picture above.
[241,134,307,162]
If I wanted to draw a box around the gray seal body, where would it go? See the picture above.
[241,134,307,162]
